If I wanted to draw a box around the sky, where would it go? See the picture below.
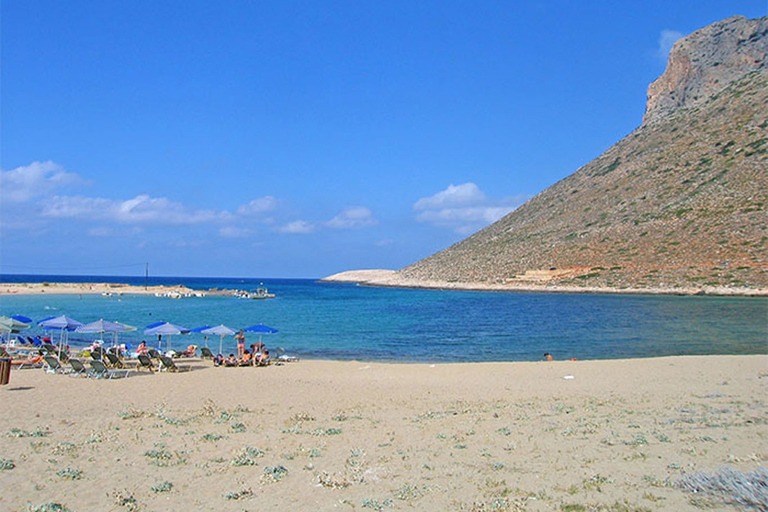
[1,1,765,279]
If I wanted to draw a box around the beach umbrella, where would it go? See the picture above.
[200,324,237,355]
[0,316,31,344]
[38,315,84,357]
[76,319,137,349]
[243,324,278,347]
[191,325,213,351]
[11,315,33,324]
[0,316,30,332]
[143,322,190,352]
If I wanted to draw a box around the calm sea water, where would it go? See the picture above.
[0,275,766,362]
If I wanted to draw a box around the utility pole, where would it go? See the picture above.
[145,263,149,290]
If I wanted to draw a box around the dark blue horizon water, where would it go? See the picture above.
[0,274,765,362]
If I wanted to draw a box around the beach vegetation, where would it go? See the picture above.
[56,467,82,480]
[231,447,263,467]
[262,465,288,483]
[151,481,173,493]
[143,447,186,467]
[311,427,342,436]
[85,432,103,444]
[317,471,350,488]
[28,504,72,512]
[8,427,50,438]
[52,442,78,458]
[0,458,15,470]
[675,466,768,510]
[201,433,226,442]
[112,490,139,511]
[230,422,247,433]
[395,482,424,501]
[117,407,146,420]
[224,487,253,501]
[361,497,393,510]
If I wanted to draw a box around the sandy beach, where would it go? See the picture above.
[1,355,766,511]
[0,282,200,297]
[320,270,768,297]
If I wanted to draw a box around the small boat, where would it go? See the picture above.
[249,287,275,300]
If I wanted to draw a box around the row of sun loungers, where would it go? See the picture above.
[40,353,191,378]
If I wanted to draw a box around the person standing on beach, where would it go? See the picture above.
[235,330,246,359]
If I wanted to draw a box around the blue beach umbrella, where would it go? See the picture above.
[200,324,237,355]
[11,315,33,324]
[191,325,213,350]
[38,315,84,357]
[243,324,278,348]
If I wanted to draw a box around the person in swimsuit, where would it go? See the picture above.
[235,330,246,359]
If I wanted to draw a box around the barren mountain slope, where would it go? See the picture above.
[398,16,767,291]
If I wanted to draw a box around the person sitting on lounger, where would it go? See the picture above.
[213,353,224,366]
[224,354,238,367]
[10,351,44,367]
[240,349,252,366]
[251,341,265,355]
[136,341,149,357]
[257,348,270,365]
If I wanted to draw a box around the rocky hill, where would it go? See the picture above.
[393,15,768,293]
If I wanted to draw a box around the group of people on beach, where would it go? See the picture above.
[213,330,270,367]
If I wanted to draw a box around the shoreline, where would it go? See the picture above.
[2,273,767,297]
[0,282,213,297]
[1,354,766,511]
[320,269,768,297]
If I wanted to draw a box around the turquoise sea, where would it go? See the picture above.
[0,275,766,362]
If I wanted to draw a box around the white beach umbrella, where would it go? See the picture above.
[143,322,191,352]
[200,324,237,355]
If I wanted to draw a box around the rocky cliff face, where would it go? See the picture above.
[644,15,767,123]
[398,16,768,292]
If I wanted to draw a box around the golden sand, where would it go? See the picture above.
[0,355,765,511]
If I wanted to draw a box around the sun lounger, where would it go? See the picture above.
[43,355,69,374]
[159,355,191,372]
[148,348,161,360]
[11,353,44,370]
[68,358,91,377]
[136,354,156,372]
[90,360,129,379]
[104,352,125,369]
[277,355,299,363]
[200,347,214,359]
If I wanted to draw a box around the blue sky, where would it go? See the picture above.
[1,1,765,278]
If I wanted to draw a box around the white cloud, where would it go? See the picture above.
[275,220,315,234]
[0,161,85,203]
[413,183,486,210]
[41,194,226,225]
[414,182,527,234]
[325,206,377,229]
[219,226,254,238]
[237,196,278,215]
[657,29,684,62]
